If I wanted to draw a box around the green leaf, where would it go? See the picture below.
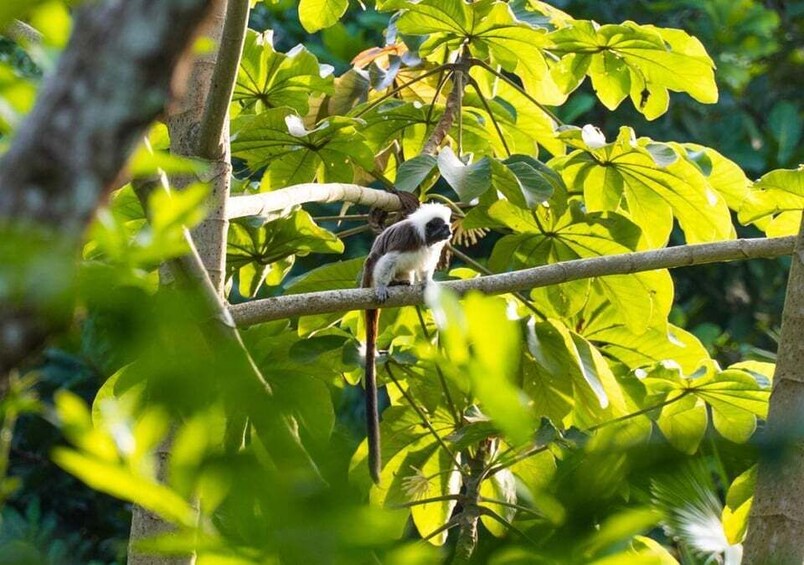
[680,144,750,211]
[656,392,707,454]
[52,448,197,527]
[231,108,374,189]
[234,30,334,115]
[502,155,555,206]
[284,257,363,294]
[489,203,672,334]
[553,127,734,246]
[723,466,756,544]
[437,147,492,202]
[392,0,562,104]
[227,210,344,296]
[550,21,718,119]
[769,101,802,165]
[395,154,438,192]
[426,287,534,444]
[298,0,349,33]
[479,469,517,537]
[692,369,769,443]
[738,167,804,236]
[527,319,630,427]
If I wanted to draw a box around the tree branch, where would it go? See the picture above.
[197,0,249,159]
[227,183,404,220]
[230,236,795,326]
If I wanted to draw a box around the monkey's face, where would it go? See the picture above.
[424,217,452,244]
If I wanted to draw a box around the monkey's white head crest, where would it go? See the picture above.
[407,202,452,226]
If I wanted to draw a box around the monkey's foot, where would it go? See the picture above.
[375,286,390,303]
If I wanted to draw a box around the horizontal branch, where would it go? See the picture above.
[230,236,795,326]
[227,183,403,219]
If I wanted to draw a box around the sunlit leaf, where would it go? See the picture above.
[234,30,334,115]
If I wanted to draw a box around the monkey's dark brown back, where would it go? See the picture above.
[361,220,424,287]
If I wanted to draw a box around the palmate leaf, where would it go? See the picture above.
[737,167,804,237]
[641,364,770,452]
[552,127,734,246]
[351,406,460,546]
[549,20,718,119]
[389,0,564,104]
[488,202,673,334]
[226,210,343,297]
[234,30,333,115]
[231,108,375,189]
[359,100,492,158]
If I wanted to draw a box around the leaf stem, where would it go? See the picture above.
[466,76,511,157]
[469,58,564,126]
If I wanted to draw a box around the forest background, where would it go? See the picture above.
[0,0,802,563]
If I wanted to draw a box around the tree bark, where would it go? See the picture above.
[0,0,214,380]
[743,216,804,564]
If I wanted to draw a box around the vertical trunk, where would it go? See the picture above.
[127,1,249,563]
[743,215,804,564]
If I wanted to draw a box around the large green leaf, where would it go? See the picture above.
[553,127,734,246]
[550,20,718,119]
[527,319,628,428]
[53,448,197,527]
[227,211,344,296]
[738,167,804,236]
[390,0,564,104]
[234,30,333,115]
[426,288,534,445]
[437,147,492,202]
[655,391,707,454]
[488,202,672,334]
[284,257,363,294]
[691,369,770,443]
[231,108,375,189]
[298,0,349,33]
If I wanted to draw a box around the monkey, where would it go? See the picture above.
[361,203,452,483]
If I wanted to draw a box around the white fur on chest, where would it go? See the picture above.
[396,240,446,277]
[372,240,447,287]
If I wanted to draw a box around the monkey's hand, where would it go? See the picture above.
[375,284,390,303]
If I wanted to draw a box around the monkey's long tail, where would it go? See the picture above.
[365,307,381,484]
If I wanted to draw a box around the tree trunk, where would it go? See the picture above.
[0,0,214,381]
[743,215,804,564]
[127,1,249,562]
